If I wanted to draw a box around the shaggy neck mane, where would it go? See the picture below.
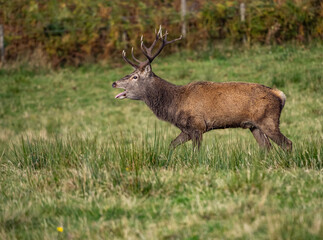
[143,74,179,120]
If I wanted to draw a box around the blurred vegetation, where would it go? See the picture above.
[1,0,323,66]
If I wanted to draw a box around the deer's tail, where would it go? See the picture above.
[272,89,286,108]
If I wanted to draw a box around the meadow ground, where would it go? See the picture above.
[0,44,322,239]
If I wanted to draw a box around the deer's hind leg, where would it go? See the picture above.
[250,127,272,150]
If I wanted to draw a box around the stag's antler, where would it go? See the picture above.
[122,26,182,69]
[122,50,139,69]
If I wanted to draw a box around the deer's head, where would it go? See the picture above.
[112,26,182,100]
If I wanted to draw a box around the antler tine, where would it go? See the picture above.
[149,34,160,52]
[140,34,150,54]
[122,50,139,69]
[140,30,161,59]
[131,47,141,64]
[164,34,183,45]
[163,30,168,41]
[158,25,162,38]
[140,41,151,61]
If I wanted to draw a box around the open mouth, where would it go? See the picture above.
[115,90,127,99]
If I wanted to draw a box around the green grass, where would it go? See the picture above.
[0,44,322,239]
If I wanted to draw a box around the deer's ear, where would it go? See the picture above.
[142,64,152,76]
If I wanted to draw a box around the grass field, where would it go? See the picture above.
[0,44,322,239]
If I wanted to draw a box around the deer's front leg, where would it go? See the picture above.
[170,132,191,149]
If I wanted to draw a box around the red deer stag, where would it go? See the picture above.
[112,27,292,151]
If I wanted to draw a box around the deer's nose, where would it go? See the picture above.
[112,82,117,88]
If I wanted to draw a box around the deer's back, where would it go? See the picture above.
[174,81,282,130]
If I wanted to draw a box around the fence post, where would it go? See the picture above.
[181,0,187,38]
[0,25,4,63]
[240,2,247,45]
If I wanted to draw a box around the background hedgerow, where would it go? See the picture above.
[1,0,323,66]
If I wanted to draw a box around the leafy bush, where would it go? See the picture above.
[1,0,322,66]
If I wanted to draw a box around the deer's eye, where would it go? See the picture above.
[133,76,138,79]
